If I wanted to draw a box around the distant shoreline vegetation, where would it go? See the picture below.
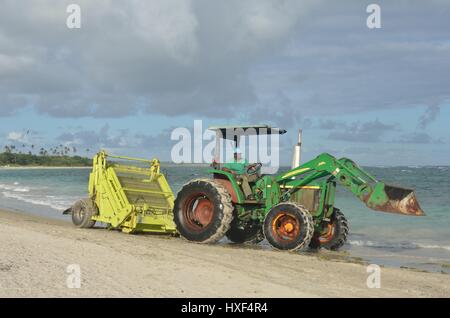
[0,152,91,167]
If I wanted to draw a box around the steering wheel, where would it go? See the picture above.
[246,163,262,175]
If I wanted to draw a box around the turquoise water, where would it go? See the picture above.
[0,165,449,272]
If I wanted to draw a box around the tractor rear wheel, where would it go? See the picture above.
[226,219,264,244]
[310,208,349,251]
[71,198,97,228]
[263,202,314,251]
[173,179,233,243]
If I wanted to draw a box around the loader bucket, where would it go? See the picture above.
[364,183,425,216]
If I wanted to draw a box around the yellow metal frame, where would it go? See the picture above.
[88,151,176,234]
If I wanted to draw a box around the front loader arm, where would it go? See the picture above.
[276,153,425,216]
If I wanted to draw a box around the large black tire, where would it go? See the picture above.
[310,208,349,251]
[226,218,264,244]
[173,179,233,243]
[71,198,97,228]
[263,202,314,251]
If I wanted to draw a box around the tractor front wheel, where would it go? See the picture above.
[310,208,349,251]
[263,203,314,251]
[173,179,234,243]
[71,198,97,228]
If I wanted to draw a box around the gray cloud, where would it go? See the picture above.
[247,1,450,121]
[57,124,133,149]
[0,0,449,128]
[418,105,441,129]
[395,132,445,144]
[0,0,315,119]
[56,124,179,159]
[317,120,345,130]
[325,119,398,143]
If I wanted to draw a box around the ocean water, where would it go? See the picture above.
[0,165,449,272]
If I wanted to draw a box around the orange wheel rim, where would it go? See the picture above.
[182,193,214,232]
[194,198,214,225]
[271,212,300,242]
[318,223,335,244]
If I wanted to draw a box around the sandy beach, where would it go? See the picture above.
[0,208,448,298]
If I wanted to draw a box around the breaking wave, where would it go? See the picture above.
[1,191,73,211]
[0,182,75,211]
[0,183,30,192]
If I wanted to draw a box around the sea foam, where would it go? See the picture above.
[349,240,450,251]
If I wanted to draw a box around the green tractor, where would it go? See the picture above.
[173,125,424,251]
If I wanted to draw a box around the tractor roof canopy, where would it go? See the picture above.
[208,124,287,140]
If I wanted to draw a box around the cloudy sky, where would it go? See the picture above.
[0,0,449,166]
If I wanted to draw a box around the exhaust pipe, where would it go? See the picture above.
[291,129,302,169]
